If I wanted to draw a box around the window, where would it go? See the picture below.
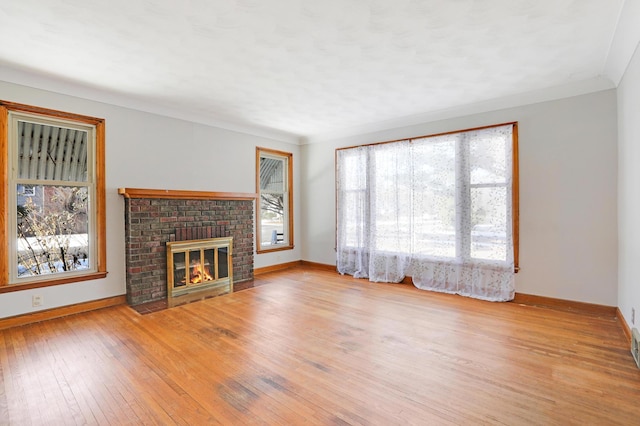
[336,123,518,301]
[18,184,36,196]
[0,101,106,291]
[256,147,293,252]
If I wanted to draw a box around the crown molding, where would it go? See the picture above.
[603,0,640,86]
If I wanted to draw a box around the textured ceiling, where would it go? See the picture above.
[0,0,626,142]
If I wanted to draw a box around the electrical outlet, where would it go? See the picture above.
[32,295,43,307]
[633,308,636,325]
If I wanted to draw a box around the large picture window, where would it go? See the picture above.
[336,123,518,301]
[256,147,293,253]
[0,101,106,291]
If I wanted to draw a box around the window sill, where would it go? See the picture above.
[257,245,294,254]
[0,271,108,294]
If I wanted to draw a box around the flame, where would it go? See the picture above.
[190,260,213,284]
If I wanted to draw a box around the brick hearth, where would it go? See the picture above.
[119,188,256,305]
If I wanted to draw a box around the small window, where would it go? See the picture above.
[18,184,36,196]
[256,147,293,252]
[1,101,107,291]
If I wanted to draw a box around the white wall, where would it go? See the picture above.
[0,78,623,317]
[0,80,300,319]
[618,42,640,329]
[301,90,618,306]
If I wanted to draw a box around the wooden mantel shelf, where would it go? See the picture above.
[118,188,257,200]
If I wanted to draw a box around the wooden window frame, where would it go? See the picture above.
[256,147,294,254]
[0,100,107,293]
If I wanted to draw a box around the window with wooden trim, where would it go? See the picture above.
[336,123,519,301]
[0,101,107,292]
[256,147,293,252]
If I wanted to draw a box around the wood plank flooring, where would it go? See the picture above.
[1,266,639,425]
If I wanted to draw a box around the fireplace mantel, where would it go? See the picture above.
[118,187,257,200]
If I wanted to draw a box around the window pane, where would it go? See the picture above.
[470,131,507,185]
[342,191,366,247]
[260,157,285,192]
[260,193,285,246]
[340,149,367,191]
[17,184,36,196]
[337,148,368,248]
[412,139,457,258]
[371,144,412,253]
[17,121,89,182]
[471,187,507,261]
[16,185,90,278]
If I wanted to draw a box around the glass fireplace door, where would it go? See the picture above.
[166,237,233,298]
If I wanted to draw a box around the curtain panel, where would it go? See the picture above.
[336,124,516,302]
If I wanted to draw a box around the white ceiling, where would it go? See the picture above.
[0,0,632,143]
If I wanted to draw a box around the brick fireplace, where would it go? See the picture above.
[119,188,256,305]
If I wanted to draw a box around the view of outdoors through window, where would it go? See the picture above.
[469,133,508,261]
[14,119,92,279]
[339,125,511,263]
[261,192,285,246]
[258,150,290,249]
[17,185,89,277]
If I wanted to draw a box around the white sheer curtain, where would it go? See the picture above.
[336,124,515,302]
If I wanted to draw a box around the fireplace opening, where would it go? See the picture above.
[166,237,233,299]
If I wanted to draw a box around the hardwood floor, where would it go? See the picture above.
[1,266,639,425]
